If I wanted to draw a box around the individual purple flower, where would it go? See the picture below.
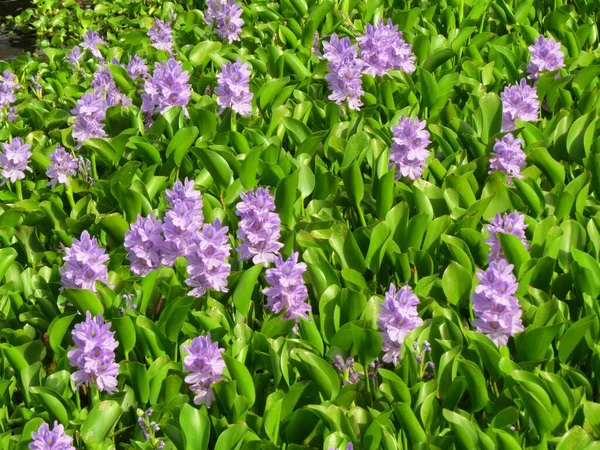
[471,258,524,346]
[127,54,149,80]
[46,146,78,187]
[148,19,174,52]
[323,34,364,110]
[215,59,253,116]
[124,214,165,276]
[91,66,131,108]
[312,31,321,56]
[80,29,106,60]
[501,78,540,131]
[29,421,75,450]
[357,19,416,76]
[185,219,232,297]
[0,70,19,109]
[204,0,244,43]
[378,284,423,365]
[527,35,565,80]
[59,230,110,292]
[235,187,283,266]
[0,137,31,184]
[489,133,526,183]
[66,45,84,67]
[262,252,311,324]
[183,333,225,407]
[162,178,204,266]
[389,116,431,180]
[141,58,192,120]
[333,355,363,385]
[76,156,93,183]
[486,211,529,262]
[68,311,120,393]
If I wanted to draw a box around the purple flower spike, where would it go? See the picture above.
[357,19,416,76]
[489,133,526,183]
[66,45,83,67]
[124,214,165,276]
[29,421,75,450]
[204,0,244,43]
[235,187,283,266]
[472,258,523,346]
[127,54,149,80]
[378,284,423,365]
[68,311,120,393]
[185,219,232,297]
[501,78,540,131]
[59,230,110,292]
[323,34,364,110]
[46,146,78,187]
[486,211,529,262]
[0,137,31,183]
[527,35,564,80]
[183,333,225,407]
[141,58,192,120]
[263,252,311,323]
[0,70,19,109]
[215,59,253,116]
[71,91,107,146]
[389,116,431,180]
[148,19,174,52]
[80,29,106,60]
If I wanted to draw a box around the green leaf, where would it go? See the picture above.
[166,126,199,166]
[393,403,427,446]
[224,353,256,408]
[232,264,263,317]
[0,248,17,281]
[443,409,479,448]
[215,423,248,450]
[80,401,122,446]
[559,314,596,362]
[47,314,76,353]
[342,161,364,207]
[30,386,70,424]
[497,232,531,274]
[458,359,489,412]
[442,262,472,305]
[275,169,299,227]
[62,288,104,315]
[294,349,340,401]
[194,148,232,193]
[180,404,210,450]
[516,323,561,362]
[189,41,222,67]
[423,49,456,72]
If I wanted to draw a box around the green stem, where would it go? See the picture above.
[91,153,99,180]
[90,384,100,408]
[356,204,367,227]
[231,111,237,133]
[66,183,76,211]
[14,180,22,201]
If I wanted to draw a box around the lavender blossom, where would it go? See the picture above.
[66,46,84,67]
[124,214,165,276]
[71,91,107,146]
[323,34,364,110]
[312,31,321,57]
[215,59,253,116]
[183,333,225,407]
[204,0,244,43]
[127,54,149,80]
[501,78,540,131]
[141,58,192,120]
[333,355,363,385]
[59,230,109,292]
[0,70,19,108]
[378,284,423,365]
[527,35,565,80]
[46,146,78,187]
[357,19,416,76]
[148,19,174,52]
[68,311,120,393]
[76,156,93,183]
[0,137,31,184]
[162,178,204,266]
[262,252,311,323]
[471,258,524,346]
[486,211,529,262]
[29,421,75,450]
[389,116,431,180]
[91,66,131,108]
[185,219,232,297]
[235,187,283,266]
[489,133,526,183]
[80,29,106,60]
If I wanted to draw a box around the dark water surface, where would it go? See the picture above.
[0,0,36,59]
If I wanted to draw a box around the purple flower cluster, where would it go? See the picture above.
[377,284,423,365]
[501,78,540,131]
[215,59,253,117]
[323,34,365,110]
[185,219,232,297]
[235,187,283,266]
[29,421,75,450]
[471,258,524,346]
[80,29,106,60]
[148,19,174,52]
[124,214,165,276]
[389,116,431,180]
[486,211,529,262]
[0,70,19,121]
[204,0,244,43]
[262,252,311,323]
[127,54,149,80]
[137,408,164,448]
[489,133,526,183]
[333,355,362,385]
[142,58,192,119]
[66,46,84,68]
[0,137,31,184]
[46,146,78,187]
[183,333,225,407]
[68,311,120,393]
[59,231,109,292]
[71,92,107,146]
[91,66,131,108]
[527,35,564,80]
[357,19,416,76]
[162,178,204,266]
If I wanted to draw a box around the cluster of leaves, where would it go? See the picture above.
[1,0,600,449]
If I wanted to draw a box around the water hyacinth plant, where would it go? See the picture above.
[0,0,599,448]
